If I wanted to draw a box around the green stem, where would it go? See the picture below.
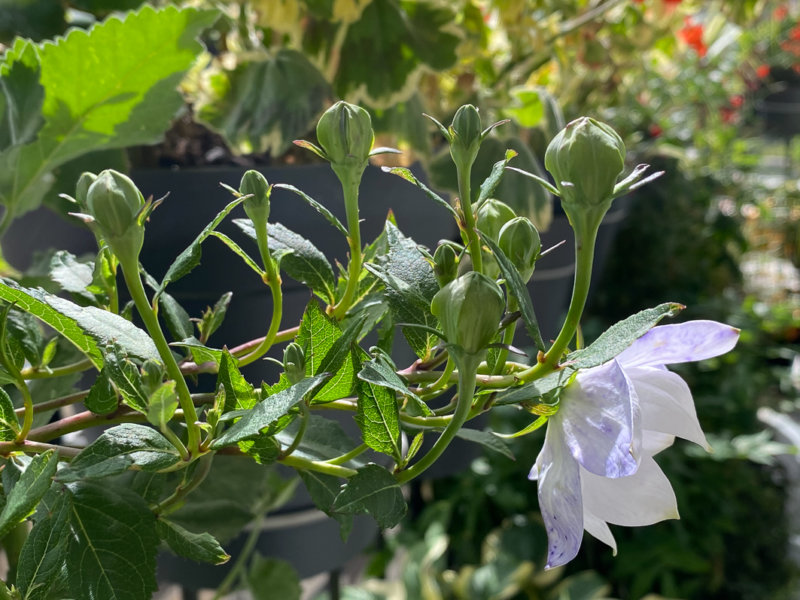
[238,220,283,367]
[280,454,357,478]
[492,297,519,376]
[279,401,308,459]
[152,453,214,516]
[396,356,479,483]
[457,163,483,274]
[26,408,147,442]
[119,259,201,456]
[159,421,189,462]
[0,440,81,459]
[20,358,94,380]
[332,171,363,319]
[324,442,368,466]
[14,378,33,443]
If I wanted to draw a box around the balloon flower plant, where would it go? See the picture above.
[0,101,738,597]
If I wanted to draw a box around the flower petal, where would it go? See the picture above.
[629,366,710,450]
[616,321,740,368]
[580,455,679,527]
[583,510,617,555]
[533,424,584,569]
[559,360,638,478]
[643,429,675,455]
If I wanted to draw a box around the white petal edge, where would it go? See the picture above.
[616,320,740,368]
[583,510,617,555]
[580,454,679,527]
[629,366,710,451]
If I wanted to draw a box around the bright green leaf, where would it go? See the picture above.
[355,379,402,460]
[0,451,58,539]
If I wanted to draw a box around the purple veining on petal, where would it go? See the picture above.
[616,320,739,368]
[559,360,638,478]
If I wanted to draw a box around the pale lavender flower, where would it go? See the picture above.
[529,320,740,568]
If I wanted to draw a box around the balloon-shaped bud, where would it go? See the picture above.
[476,198,517,243]
[86,170,146,262]
[239,170,271,228]
[545,117,625,208]
[449,104,482,171]
[498,217,541,283]
[431,271,505,356]
[316,101,374,170]
[433,243,459,288]
[75,172,97,209]
[283,343,306,384]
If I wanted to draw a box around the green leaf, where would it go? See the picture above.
[297,470,353,537]
[357,355,420,403]
[196,48,331,157]
[477,149,518,206]
[272,183,348,236]
[57,424,182,482]
[316,313,367,378]
[158,291,193,343]
[0,6,219,218]
[217,348,256,413]
[454,428,515,460]
[275,415,361,465]
[481,234,545,352]
[568,303,685,369]
[63,480,158,600]
[0,39,43,150]
[199,291,233,344]
[146,381,178,427]
[103,345,149,413]
[156,518,230,565]
[84,368,118,416]
[212,375,328,448]
[209,231,263,277]
[0,387,19,440]
[355,379,402,460]
[49,251,94,301]
[159,197,245,293]
[295,300,358,403]
[246,555,302,600]
[493,370,570,406]
[171,337,223,367]
[333,0,459,104]
[16,486,70,600]
[4,307,43,367]
[0,279,158,368]
[0,451,58,539]
[331,463,406,529]
[504,87,545,128]
[380,166,457,218]
[235,219,336,301]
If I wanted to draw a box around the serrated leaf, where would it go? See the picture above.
[57,424,182,482]
[355,379,401,460]
[84,368,118,416]
[103,346,149,413]
[0,387,19,440]
[16,486,70,600]
[156,519,230,565]
[331,463,406,529]
[273,183,348,236]
[159,197,245,293]
[0,279,158,368]
[146,381,178,427]
[0,451,58,539]
[217,348,256,414]
[297,470,354,537]
[316,313,367,377]
[171,337,223,367]
[454,428,515,460]
[358,354,420,403]
[568,303,685,369]
[158,291,193,343]
[246,555,302,600]
[64,480,158,600]
[235,219,336,302]
[49,250,94,301]
[212,375,328,448]
[199,291,232,344]
[481,234,545,352]
[0,39,43,150]
[0,5,219,219]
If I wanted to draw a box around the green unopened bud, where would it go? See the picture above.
[283,342,306,384]
[449,104,482,171]
[545,117,625,208]
[431,271,505,356]
[86,170,146,262]
[75,172,97,209]
[317,101,374,171]
[433,243,459,288]
[476,199,516,243]
[240,170,271,228]
[498,217,541,283]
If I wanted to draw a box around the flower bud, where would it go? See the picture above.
[316,101,374,170]
[431,271,505,356]
[86,170,146,262]
[498,217,541,283]
[283,342,306,384]
[476,198,516,243]
[239,170,271,228]
[433,243,459,288]
[544,117,625,207]
[449,104,482,171]
[75,172,97,209]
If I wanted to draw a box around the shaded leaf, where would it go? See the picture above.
[246,555,302,600]
[455,428,515,460]
[156,519,230,565]
[0,451,58,539]
[356,379,402,460]
[0,387,19,440]
[331,463,406,529]
[84,367,118,416]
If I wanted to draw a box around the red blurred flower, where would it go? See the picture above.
[791,24,800,41]
[679,17,707,57]
[729,95,744,108]
[720,107,737,124]
[756,64,771,78]
[648,124,663,138]
[664,0,682,4]
[774,4,789,20]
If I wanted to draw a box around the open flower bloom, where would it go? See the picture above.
[529,320,740,568]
